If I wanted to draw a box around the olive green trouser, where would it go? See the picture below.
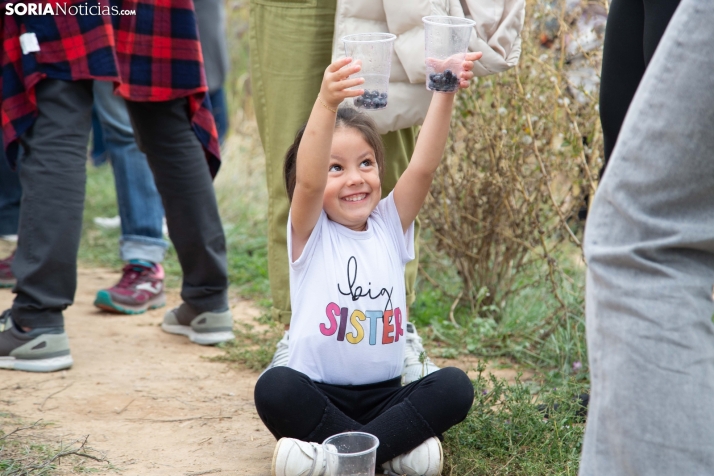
[249,0,420,325]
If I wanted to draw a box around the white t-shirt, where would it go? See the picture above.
[287,192,415,385]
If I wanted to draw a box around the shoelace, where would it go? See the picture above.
[0,252,14,268]
[115,264,153,290]
[403,342,424,367]
[408,332,425,353]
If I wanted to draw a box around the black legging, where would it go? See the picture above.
[254,366,474,465]
[599,0,681,171]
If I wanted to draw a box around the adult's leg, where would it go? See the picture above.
[0,146,20,288]
[0,147,22,237]
[124,98,228,313]
[599,0,680,170]
[12,79,93,329]
[581,0,714,473]
[92,81,168,264]
[642,0,681,63]
[250,0,419,325]
[90,108,108,167]
[250,0,337,325]
[598,0,645,166]
[194,0,230,144]
[209,88,229,145]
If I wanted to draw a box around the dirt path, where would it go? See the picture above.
[0,268,275,475]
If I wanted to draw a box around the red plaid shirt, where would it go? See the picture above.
[1,0,220,174]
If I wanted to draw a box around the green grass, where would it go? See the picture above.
[410,232,588,385]
[407,235,588,474]
[211,314,284,372]
[442,365,587,476]
[0,414,110,475]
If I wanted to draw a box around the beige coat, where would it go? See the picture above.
[333,0,525,134]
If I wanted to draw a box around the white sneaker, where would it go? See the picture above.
[261,331,290,377]
[402,323,440,385]
[381,437,443,476]
[271,437,328,476]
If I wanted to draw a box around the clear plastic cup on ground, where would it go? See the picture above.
[423,16,476,92]
[323,431,380,476]
[342,33,396,110]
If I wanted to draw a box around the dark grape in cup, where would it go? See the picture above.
[342,33,396,110]
[423,16,475,92]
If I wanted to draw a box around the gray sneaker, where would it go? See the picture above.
[0,311,73,372]
[161,303,234,345]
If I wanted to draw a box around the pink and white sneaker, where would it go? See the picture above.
[0,252,15,288]
[94,261,166,314]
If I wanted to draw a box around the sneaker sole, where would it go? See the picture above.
[271,438,284,476]
[161,323,235,346]
[0,355,73,372]
[436,437,444,474]
[94,291,166,315]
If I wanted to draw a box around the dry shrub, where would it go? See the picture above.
[423,0,604,319]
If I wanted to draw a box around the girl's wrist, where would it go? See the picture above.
[317,94,338,113]
[431,90,457,106]
[318,87,342,109]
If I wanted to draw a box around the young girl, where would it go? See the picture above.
[255,52,482,476]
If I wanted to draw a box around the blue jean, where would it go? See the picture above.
[0,146,21,236]
[91,81,168,263]
[209,88,228,145]
[580,0,714,473]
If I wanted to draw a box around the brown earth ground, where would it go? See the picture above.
[0,265,528,475]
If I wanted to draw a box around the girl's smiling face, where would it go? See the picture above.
[323,127,382,231]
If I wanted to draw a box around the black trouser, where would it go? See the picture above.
[254,366,474,465]
[12,79,228,329]
[599,0,680,171]
[0,146,21,236]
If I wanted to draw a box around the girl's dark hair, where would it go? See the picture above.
[284,107,385,202]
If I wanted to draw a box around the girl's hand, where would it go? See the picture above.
[457,52,483,89]
[426,51,484,91]
[319,58,365,109]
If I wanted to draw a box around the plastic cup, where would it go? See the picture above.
[323,432,379,476]
[423,16,476,92]
[342,33,396,110]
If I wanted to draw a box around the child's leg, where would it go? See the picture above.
[360,367,474,465]
[256,367,473,464]
[254,367,360,442]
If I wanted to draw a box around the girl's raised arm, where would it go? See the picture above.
[393,52,482,232]
[291,58,364,259]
